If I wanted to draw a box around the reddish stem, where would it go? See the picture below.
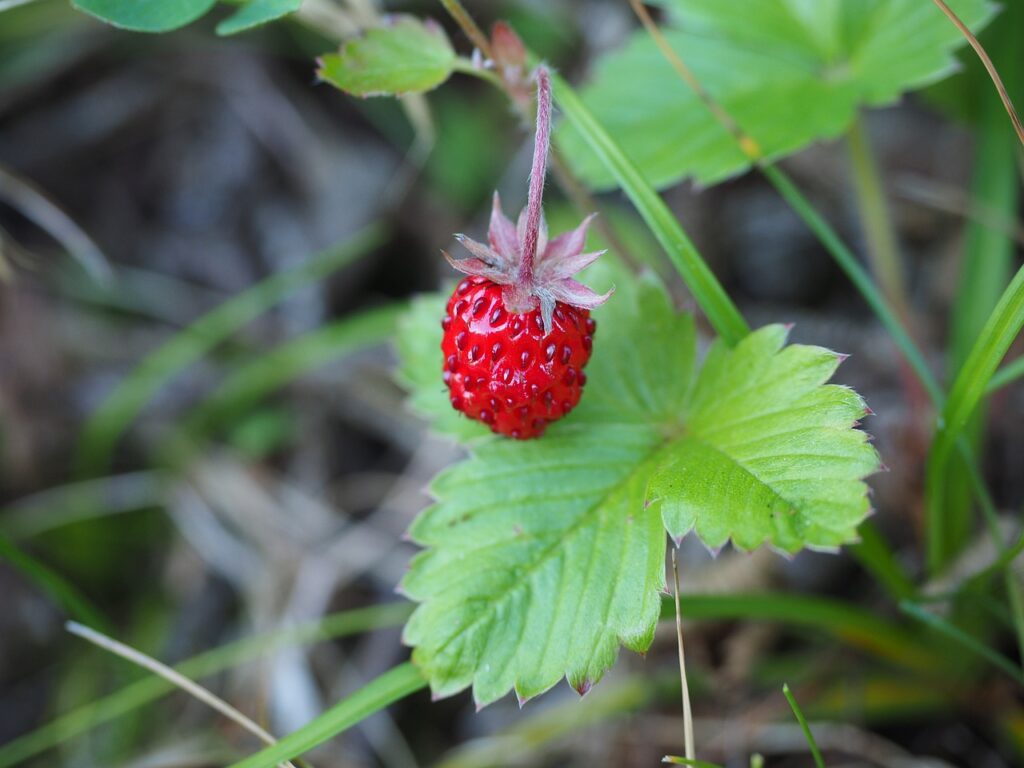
[517,66,551,288]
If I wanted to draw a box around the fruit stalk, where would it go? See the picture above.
[517,66,552,292]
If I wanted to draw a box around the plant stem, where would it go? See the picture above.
[782,684,825,768]
[846,114,913,331]
[671,548,696,762]
[930,0,1024,150]
[66,622,297,768]
[438,0,492,60]
[519,67,551,287]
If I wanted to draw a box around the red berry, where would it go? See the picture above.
[438,68,611,440]
[442,276,596,439]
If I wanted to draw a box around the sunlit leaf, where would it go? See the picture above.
[318,15,456,97]
[398,261,878,704]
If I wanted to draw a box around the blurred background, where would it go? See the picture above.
[1,1,1023,766]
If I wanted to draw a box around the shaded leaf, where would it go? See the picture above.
[72,0,216,32]
[558,0,995,188]
[318,15,456,97]
[216,0,302,36]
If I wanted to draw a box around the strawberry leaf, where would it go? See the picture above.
[398,260,879,704]
[651,326,878,554]
[72,0,216,32]
[557,0,995,189]
[216,0,302,36]
[317,15,456,97]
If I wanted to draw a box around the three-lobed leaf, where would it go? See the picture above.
[557,0,995,189]
[318,15,456,97]
[399,260,879,705]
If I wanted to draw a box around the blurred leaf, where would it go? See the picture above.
[427,89,510,212]
[71,0,217,32]
[318,15,456,97]
[558,0,996,189]
[398,264,877,705]
[216,0,301,35]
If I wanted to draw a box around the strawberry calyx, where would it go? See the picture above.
[442,66,613,335]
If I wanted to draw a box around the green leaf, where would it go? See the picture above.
[551,73,750,346]
[71,0,217,32]
[558,0,996,189]
[398,263,878,705]
[317,15,456,97]
[652,325,878,553]
[216,0,302,36]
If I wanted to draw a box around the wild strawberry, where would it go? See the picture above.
[440,67,612,439]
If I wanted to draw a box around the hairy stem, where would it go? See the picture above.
[518,66,552,287]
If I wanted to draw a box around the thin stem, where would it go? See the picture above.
[438,0,492,60]
[518,67,552,286]
[671,548,696,763]
[782,684,825,768]
[930,0,1024,150]
[846,114,913,329]
[66,622,298,768]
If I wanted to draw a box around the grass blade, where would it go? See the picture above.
[927,263,1024,573]
[782,684,825,768]
[182,303,402,439]
[0,532,109,632]
[226,662,427,768]
[942,7,1022,567]
[660,593,940,672]
[550,73,750,346]
[75,223,385,476]
[0,603,410,768]
[987,355,1024,393]
[900,600,1024,685]
[849,522,918,602]
[65,621,295,768]
[662,758,723,767]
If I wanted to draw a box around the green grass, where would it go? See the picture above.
[782,683,825,768]
[74,224,386,477]
[0,603,411,768]
[227,662,428,768]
